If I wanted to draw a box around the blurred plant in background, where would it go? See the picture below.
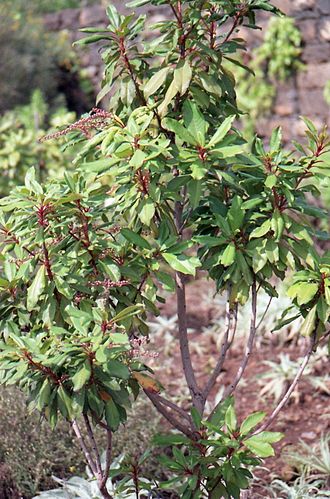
[0,90,76,196]
[227,17,304,138]
[286,434,330,486]
[0,1,95,115]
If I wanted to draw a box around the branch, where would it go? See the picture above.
[71,419,97,477]
[208,280,257,421]
[100,429,112,489]
[256,295,273,330]
[202,291,235,401]
[152,392,192,422]
[83,414,102,479]
[255,332,317,433]
[222,11,240,44]
[144,390,194,438]
[222,280,257,400]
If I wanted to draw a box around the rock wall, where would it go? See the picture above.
[44,0,330,141]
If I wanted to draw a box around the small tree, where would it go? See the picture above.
[0,1,329,497]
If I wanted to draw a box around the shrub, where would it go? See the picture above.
[0,1,330,498]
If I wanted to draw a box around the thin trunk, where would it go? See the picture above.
[174,188,203,414]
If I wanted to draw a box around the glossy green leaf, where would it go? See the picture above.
[72,361,91,391]
[240,412,266,436]
[162,253,201,276]
[27,265,46,311]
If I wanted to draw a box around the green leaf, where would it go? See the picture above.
[183,101,208,146]
[105,360,130,380]
[162,118,197,145]
[300,305,317,337]
[187,179,202,209]
[254,431,283,444]
[244,438,275,458]
[74,34,113,46]
[138,198,155,226]
[105,398,121,431]
[162,253,201,276]
[36,378,51,411]
[240,412,266,436]
[144,67,171,100]
[265,174,277,189]
[207,116,235,148]
[225,404,237,432]
[79,157,119,173]
[111,305,143,324]
[220,243,236,267]
[214,145,243,157]
[57,386,73,419]
[288,282,318,306]
[244,431,283,456]
[153,433,191,446]
[210,396,234,426]
[27,265,46,311]
[121,228,151,249]
[250,220,271,239]
[191,407,202,430]
[269,127,282,151]
[72,361,91,392]
[109,332,130,344]
[173,59,192,96]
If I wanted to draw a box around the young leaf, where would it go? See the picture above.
[300,305,317,337]
[121,228,152,249]
[225,405,237,432]
[207,116,235,148]
[27,265,46,311]
[144,67,171,100]
[138,198,155,226]
[72,361,92,392]
[105,398,120,431]
[220,243,236,267]
[162,253,201,276]
[244,438,274,458]
[240,412,266,436]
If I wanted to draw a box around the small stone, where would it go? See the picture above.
[301,431,317,440]
[320,19,330,41]
[43,13,61,31]
[298,89,329,118]
[302,42,330,63]
[320,0,330,15]
[297,19,317,41]
[297,63,330,89]
[79,6,108,27]
[294,0,315,9]
[280,464,296,481]
[58,8,80,30]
